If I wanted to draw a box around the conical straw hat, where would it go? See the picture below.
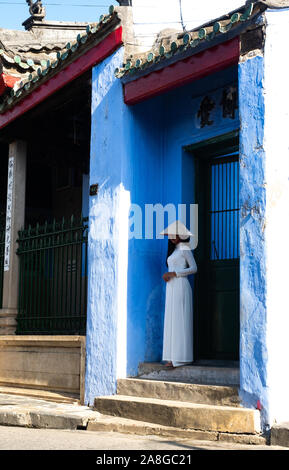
[159,220,193,240]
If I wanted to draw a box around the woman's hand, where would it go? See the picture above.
[163,272,177,282]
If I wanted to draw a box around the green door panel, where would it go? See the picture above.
[191,136,240,361]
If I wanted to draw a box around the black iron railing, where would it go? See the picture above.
[16,215,88,335]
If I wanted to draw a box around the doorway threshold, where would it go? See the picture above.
[137,362,240,386]
[193,359,239,368]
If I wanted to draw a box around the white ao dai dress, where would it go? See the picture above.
[162,243,197,367]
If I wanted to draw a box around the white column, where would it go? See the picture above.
[264,8,289,426]
[0,140,27,335]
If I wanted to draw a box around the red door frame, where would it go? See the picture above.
[124,38,240,105]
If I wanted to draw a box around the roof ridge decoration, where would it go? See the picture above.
[0,5,117,114]
[114,2,257,80]
[26,0,46,19]
[25,0,46,27]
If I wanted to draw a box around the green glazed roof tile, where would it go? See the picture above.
[115,2,258,80]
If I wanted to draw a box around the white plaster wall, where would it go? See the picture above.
[264,8,289,426]
[131,0,245,50]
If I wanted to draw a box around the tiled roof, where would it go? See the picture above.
[0,5,119,114]
[0,43,65,76]
[115,1,263,82]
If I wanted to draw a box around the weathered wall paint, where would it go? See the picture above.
[85,47,165,401]
[85,47,129,404]
[264,8,289,426]
[238,54,268,427]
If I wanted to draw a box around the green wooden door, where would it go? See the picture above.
[194,147,240,361]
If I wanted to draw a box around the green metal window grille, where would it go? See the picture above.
[210,153,240,260]
[16,215,88,335]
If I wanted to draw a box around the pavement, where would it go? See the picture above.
[0,425,286,451]
[0,391,288,450]
[0,391,97,430]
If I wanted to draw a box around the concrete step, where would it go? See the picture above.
[138,362,240,385]
[93,394,261,434]
[0,397,98,430]
[0,386,80,404]
[117,378,241,407]
[87,413,267,446]
[271,422,289,448]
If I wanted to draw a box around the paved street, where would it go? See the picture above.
[0,425,286,451]
[0,392,287,452]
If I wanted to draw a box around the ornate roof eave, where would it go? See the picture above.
[116,1,266,84]
[0,6,120,115]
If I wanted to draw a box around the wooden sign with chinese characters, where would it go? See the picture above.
[4,156,14,271]
[197,96,215,128]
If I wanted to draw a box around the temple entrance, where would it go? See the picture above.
[187,132,240,361]
[0,71,91,335]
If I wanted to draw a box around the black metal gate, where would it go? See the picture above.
[16,215,88,335]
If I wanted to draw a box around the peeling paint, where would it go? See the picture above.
[238,53,269,428]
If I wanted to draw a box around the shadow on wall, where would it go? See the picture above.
[144,282,165,363]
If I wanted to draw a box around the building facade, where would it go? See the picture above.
[0,0,289,437]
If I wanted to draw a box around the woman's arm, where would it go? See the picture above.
[175,250,197,277]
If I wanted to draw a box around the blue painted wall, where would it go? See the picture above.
[85,47,165,402]
[238,55,268,427]
[85,47,127,404]
[124,97,165,375]
[126,65,240,376]
[85,54,240,403]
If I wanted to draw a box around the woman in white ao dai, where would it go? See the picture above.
[162,232,197,368]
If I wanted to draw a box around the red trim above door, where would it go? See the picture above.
[0,27,123,130]
[124,38,240,105]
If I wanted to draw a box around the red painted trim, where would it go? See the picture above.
[0,27,123,130]
[0,73,20,96]
[124,38,240,105]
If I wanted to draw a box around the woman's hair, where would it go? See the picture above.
[166,237,190,266]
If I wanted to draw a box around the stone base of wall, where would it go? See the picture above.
[0,309,18,335]
[0,336,86,404]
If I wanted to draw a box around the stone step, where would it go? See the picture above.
[0,385,80,404]
[94,394,261,434]
[87,413,267,446]
[271,422,289,448]
[138,362,240,386]
[117,378,241,407]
